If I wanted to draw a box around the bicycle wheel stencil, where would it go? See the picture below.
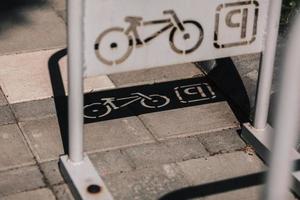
[83,0,268,76]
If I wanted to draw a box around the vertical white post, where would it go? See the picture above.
[60,1,114,199]
[253,0,282,129]
[264,14,300,200]
[68,0,84,163]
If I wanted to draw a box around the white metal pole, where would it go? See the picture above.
[253,0,282,129]
[264,14,300,200]
[68,0,84,163]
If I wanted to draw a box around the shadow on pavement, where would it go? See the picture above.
[159,171,266,200]
[48,49,226,154]
[0,0,48,34]
[196,58,251,124]
[48,48,69,154]
[159,159,300,200]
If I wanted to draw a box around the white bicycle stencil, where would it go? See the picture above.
[94,10,204,65]
[84,93,170,119]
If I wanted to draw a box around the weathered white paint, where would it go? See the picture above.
[83,0,268,76]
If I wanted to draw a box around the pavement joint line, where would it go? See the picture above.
[0,186,49,199]
[154,124,240,141]
[195,127,247,156]
[2,97,59,199]
[0,163,37,174]
[49,4,66,25]
[119,148,138,170]
[136,115,161,143]
[171,150,265,187]
[84,139,156,156]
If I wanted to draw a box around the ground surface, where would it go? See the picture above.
[0,1,298,200]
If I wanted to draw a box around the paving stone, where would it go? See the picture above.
[0,124,35,171]
[109,63,203,87]
[2,188,56,200]
[176,151,265,186]
[12,98,56,122]
[89,150,134,176]
[53,184,75,200]
[0,5,66,55]
[103,164,189,200]
[0,49,115,104]
[231,54,260,77]
[20,116,154,162]
[203,185,297,200]
[84,117,154,153]
[50,0,66,12]
[197,129,246,155]
[124,137,209,168]
[0,88,7,106]
[0,166,45,197]
[19,117,64,162]
[139,102,239,140]
[56,10,67,23]
[0,105,15,125]
[40,160,64,186]
[40,150,133,186]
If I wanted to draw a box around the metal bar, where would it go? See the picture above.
[68,0,84,163]
[253,0,282,129]
[264,13,300,200]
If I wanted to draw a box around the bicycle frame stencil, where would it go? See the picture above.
[94,10,204,65]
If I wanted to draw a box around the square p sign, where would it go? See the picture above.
[82,0,268,76]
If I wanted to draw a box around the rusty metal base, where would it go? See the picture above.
[241,123,300,197]
[59,154,114,200]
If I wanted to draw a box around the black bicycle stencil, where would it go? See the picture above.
[84,77,224,123]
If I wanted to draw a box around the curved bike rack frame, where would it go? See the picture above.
[59,0,300,199]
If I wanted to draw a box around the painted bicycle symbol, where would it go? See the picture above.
[84,93,170,119]
[94,10,204,65]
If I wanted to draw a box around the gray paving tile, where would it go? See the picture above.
[19,117,64,162]
[20,116,154,162]
[231,54,260,77]
[2,188,56,200]
[0,105,15,125]
[40,150,134,186]
[50,0,66,11]
[40,160,64,186]
[176,151,265,186]
[103,164,188,200]
[139,102,239,140]
[197,129,246,155]
[89,150,134,176]
[56,10,67,23]
[84,117,155,153]
[109,63,203,87]
[53,184,74,200]
[0,166,45,197]
[0,88,7,106]
[0,5,66,55]
[0,124,35,171]
[124,137,209,168]
[203,186,297,200]
[203,186,262,200]
[50,0,66,23]
[12,98,56,122]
